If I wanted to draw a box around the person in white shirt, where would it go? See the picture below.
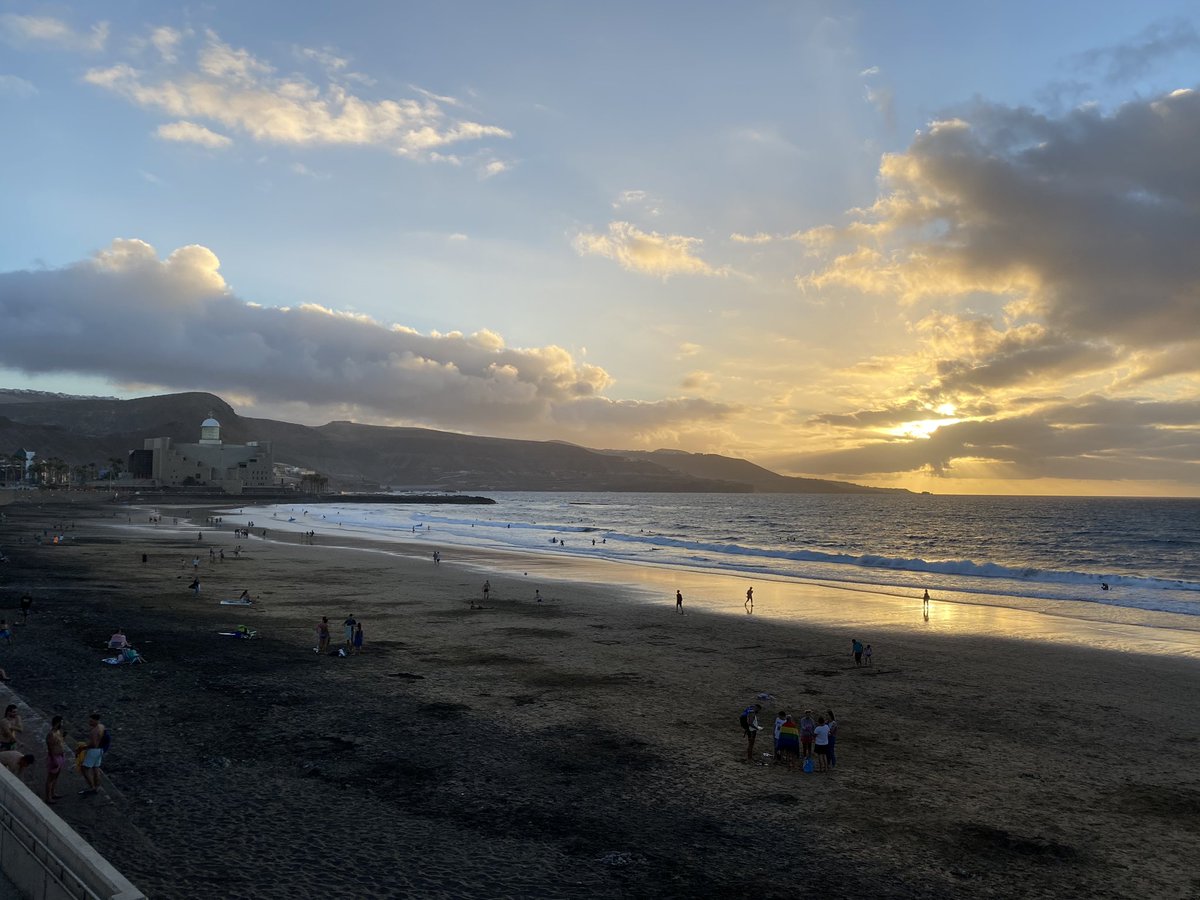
[773,711,787,761]
[813,716,832,772]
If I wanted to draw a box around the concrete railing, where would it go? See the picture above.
[0,766,144,900]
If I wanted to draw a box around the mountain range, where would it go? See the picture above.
[0,389,902,494]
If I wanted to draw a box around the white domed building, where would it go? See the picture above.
[142,413,275,493]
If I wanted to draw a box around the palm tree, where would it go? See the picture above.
[300,472,329,494]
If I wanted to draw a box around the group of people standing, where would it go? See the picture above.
[315,614,364,655]
[740,703,838,772]
[0,704,108,804]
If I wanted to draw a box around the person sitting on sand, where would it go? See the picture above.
[189,577,201,594]
[238,590,252,603]
[0,705,22,751]
[108,629,128,650]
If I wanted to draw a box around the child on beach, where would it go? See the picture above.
[352,622,364,654]
[865,644,873,666]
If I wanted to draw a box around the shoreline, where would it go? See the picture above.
[2,498,1199,898]
[155,502,1200,659]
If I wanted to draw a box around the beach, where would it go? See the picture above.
[1,494,1198,899]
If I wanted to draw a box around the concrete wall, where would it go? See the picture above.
[0,767,144,900]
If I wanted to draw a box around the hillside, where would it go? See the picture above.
[611,449,905,494]
[0,391,899,494]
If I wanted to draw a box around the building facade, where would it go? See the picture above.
[143,415,274,493]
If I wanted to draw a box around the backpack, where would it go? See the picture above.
[99,728,112,752]
[738,710,749,732]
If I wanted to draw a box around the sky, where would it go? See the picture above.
[2,2,1200,496]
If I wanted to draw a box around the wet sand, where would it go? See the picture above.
[1,495,1199,899]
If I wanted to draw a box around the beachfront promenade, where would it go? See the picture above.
[0,762,143,900]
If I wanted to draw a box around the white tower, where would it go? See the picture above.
[199,413,222,446]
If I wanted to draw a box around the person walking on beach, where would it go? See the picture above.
[19,594,32,623]
[851,638,864,667]
[825,709,838,769]
[343,614,357,648]
[79,713,107,796]
[352,622,364,655]
[316,617,331,654]
[44,716,66,803]
[483,580,491,602]
[675,590,684,614]
[745,586,754,612]
[740,703,763,761]
[923,589,930,618]
[865,643,873,666]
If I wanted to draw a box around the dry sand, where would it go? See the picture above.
[1,494,1199,899]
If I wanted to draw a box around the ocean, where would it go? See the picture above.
[239,492,1200,622]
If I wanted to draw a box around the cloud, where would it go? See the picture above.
[480,159,509,179]
[0,240,735,441]
[573,222,726,278]
[155,120,233,148]
[83,31,510,160]
[860,65,895,131]
[803,89,1200,351]
[0,14,108,51]
[780,395,1200,484]
[1073,19,1200,85]
[777,85,1200,488]
[0,74,36,97]
[150,26,182,63]
[730,232,774,244]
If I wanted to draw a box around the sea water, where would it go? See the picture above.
[241,492,1200,621]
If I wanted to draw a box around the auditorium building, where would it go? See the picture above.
[139,414,275,493]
